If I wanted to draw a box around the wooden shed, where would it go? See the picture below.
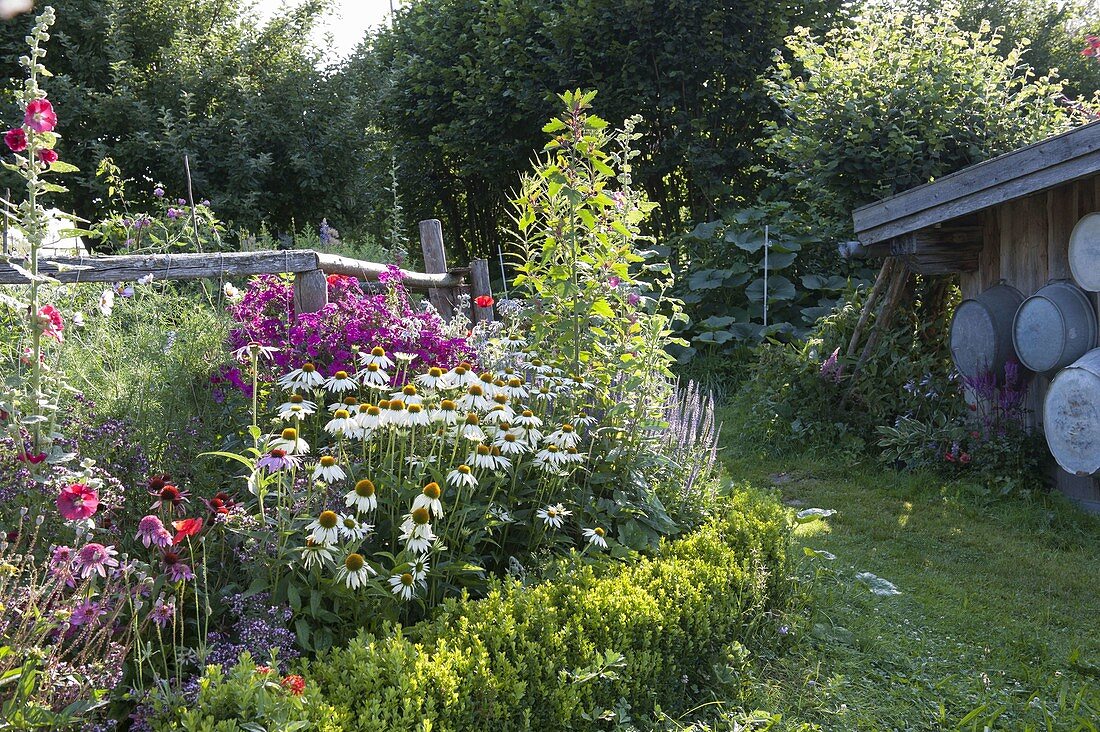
[853,121,1100,511]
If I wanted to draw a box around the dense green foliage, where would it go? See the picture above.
[764,8,1074,232]
[0,0,380,236]
[290,491,788,731]
[357,0,848,258]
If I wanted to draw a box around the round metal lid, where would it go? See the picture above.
[1068,212,1100,291]
[1013,295,1064,373]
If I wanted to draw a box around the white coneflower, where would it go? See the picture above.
[356,403,382,430]
[501,333,527,351]
[329,395,359,413]
[415,367,447,390]
[324,370,359,393]
[477,372,500,398]
[300,539,336,570]
[583,527,608,549]
[482,403,515,426]
[394,351,418,366]
[359,346,394,370]
[406,403,430,427]
[392,383,423,405]
[399,507,436,554]
[563,447,584,465]
[306,510,341,545]
[232,342,280,363]
[443,364,477,389]
[468,443,497,470]
[536,503,572,530]
[514,410,543,429]
[567,374,594,391]
[337,552,375,589]
[359,362,391,389]
[313,455,347,483]
[573,414,598,430]
[527,357,553,374]
[411,482,444,518]
[278,394,317,420]
[384,399,410,428]
[431,399,460,425]
[388,571,423,601]
[446,464,478,489]
[268,427,310,455]
[533,383,555,405]
[534,444,567,471]
[410,556,430,582]
[488,503,514,524]
[494,431,527,456]
[489,445,512,470]
[338,514,372,542]
[457,413,486,442]
[502,377,528,400]
[345,479,378,513]
[457,384,492,412]
[279,362,325,391]
[545,424,581,449]
[324,409,360,438]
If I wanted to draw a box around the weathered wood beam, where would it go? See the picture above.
[315,253,464,289]
[865,225,983,275]
[469,258,494,323]
[419,219,458,316]
[0,250,321,284]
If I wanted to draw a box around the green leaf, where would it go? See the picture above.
[590,299,614,318]
[45,160,79,174]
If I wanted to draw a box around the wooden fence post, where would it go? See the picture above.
[419,219,457,316]
[294,269,328,314]
[469,258,494,323]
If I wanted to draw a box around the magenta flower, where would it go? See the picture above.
[4,128,26,152]
[74,543,119,579]
[36,148,58,166]
[70,599,105,627]
[136,515,172,548]
[162,550,193,582]
[37,304,64,343]
[49,545,75,584]
[24,98,57,133]
[257,448,298,472]
[151,595,175,627]
[56,483,98,521]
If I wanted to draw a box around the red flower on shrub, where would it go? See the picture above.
[1083,34,1100,58]
[56,483,99,521]
[944,451,956,462]
[4,128,25,152]
[474,295,494,308]
[255,665,271,675]
[281,674,305,695]
[37,148,57,166]
[171,517,204,544]
[24,98,57,133]
[959,452,971,465]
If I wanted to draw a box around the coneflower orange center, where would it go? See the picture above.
[423,482,441,499]
[354,479,375,497]
[320,455,337,467]
[411,507,430,525]
[281,428,297,440]
[318,511,338,528]
[345,553,365,571]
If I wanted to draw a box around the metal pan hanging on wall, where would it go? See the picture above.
[950,283,1026,382]
[1044,348,1100,476]
[1012,280,1098,374]
[1069,212,1100,292]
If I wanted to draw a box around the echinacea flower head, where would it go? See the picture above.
[300,538,337,570]
[388,571,423,601]
[546,423,580,449]
[583,526,608,549]
[324,370,359,394]
[162,550,194,582]
[359,346,394,369]
[204,491,236,516]
[136,515,172,548]
[70,599,105,627]
[416,367,446,390]
[411,482,444,518]
[345,478,377,513]
[536,503,571,530]
[257,448,299,472]
[151,595,175,627]
[232,342,279,363]
[324,409,359,437]
[278,362,324,391]
[307,510,341,546]
[337,552,375,589]
[269,427,309,455]
[74,543,119,578]
[56,483,98,521]
[446,464,477,489]
[398,507,436,554]
[313,455,347,484]
[338,514,371,542]
[25,98,57,133]
[149,483,191,513]
[358,362,391,388]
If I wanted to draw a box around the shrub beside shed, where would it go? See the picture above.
[853,121,1100,510]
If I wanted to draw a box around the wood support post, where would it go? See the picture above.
[419,219,457,316]
[469,258,494,323]
[293,269,328,314]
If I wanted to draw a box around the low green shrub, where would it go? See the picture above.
[293,489,791,731]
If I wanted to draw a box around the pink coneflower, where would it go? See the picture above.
[56,483,99,521]
[203,491,235,516]
[162,550,194,582]
[135,515,172,548]
[74,543,119,579]
[24,98,57,133]
[149,483,190,513]
[49,545,75,584]
[150,595,175,627]
[70,599,105,627]
[257,448,298,472]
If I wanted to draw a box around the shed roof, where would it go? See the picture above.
[853,121,1100,245]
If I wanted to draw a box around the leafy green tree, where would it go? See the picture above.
[764,8,1076,233]
[356,0,848,259]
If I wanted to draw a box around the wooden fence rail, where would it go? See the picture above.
[0,218,494,321]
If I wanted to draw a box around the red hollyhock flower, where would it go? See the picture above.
[57,483,99,521]
[474,295,494,308]
[4,128,26,152]
[281,674,306,695]
[24,98,57,133]
[17,452,46,464]
[171,517,204,544]
[1083,35,1100,57]
[37,304,64,342]
[37,148,58,166]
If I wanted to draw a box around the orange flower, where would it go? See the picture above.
[171,517,204,544]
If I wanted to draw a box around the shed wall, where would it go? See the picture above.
[959,176,1100,510]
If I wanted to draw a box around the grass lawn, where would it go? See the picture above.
[673,411,1100,731]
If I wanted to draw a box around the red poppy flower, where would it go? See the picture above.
[57,483,99,521]
[24,98,57,133]
[36,148,58,166]
[474,295,494,308]
[4,128,26,152]
[171,517,204,544]
[281,674,306,695]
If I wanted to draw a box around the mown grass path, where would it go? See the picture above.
[717,443,1100,731]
